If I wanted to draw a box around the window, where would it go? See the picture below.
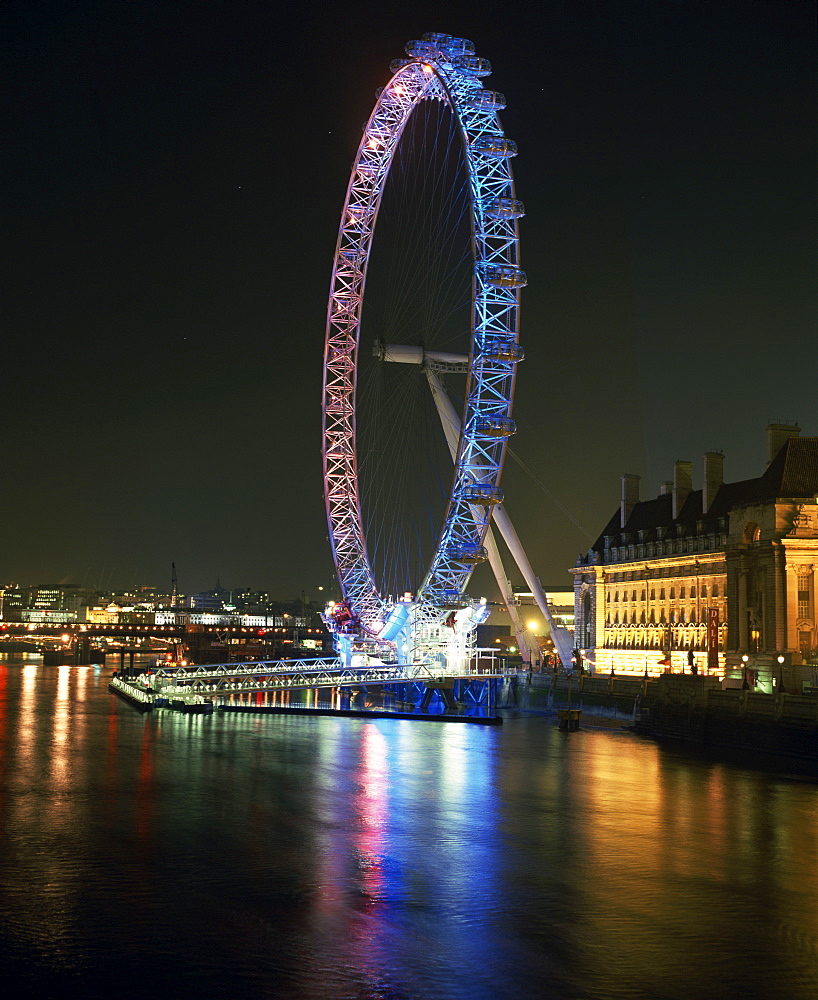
[659,588,665,600]
[798,577,811,619]
[670,587,675,599]
[632,590,637,601]
[690,586,696,598]
[641,589,646,601]
[712,584,719,597]
[650,589,655,601]
[701,585,708,598]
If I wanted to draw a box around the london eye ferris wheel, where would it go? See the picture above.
[321,33,527,666]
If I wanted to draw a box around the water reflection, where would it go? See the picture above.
[0,662,816,1000]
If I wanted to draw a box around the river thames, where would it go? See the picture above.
[1,656,816,999]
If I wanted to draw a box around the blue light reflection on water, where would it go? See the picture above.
[0,658,817,1000]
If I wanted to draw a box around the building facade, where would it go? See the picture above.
[572,425,818,683]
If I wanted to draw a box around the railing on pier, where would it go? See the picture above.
[147,655,508,697]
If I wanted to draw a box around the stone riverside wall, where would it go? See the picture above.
[632,673,818,758]
[514,672,651,723]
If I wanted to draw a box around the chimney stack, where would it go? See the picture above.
[767,422,800,465]
[703,451,724,513]
[620,474,640,528]
[672,460,692,519]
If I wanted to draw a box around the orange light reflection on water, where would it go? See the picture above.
[566,732,818,995]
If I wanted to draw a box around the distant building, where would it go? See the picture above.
[2,584,96,622]
[476,587,575,665]
[573,424,818,686]
[0,585,24,620]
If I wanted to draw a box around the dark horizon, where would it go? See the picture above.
[5,0,816,594]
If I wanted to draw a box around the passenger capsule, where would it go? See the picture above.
[470,135,517,158]
[482,338,525,363]
[390,58,412,72]
[478,263,527,288]
[469,89,507,110]
[346,203,373,223]
[422,33,476,56]
[461,483,504,506]
[405,40,437,59]
[446,543,488,565]
[338,247,365,267]
[357,160,378,177]
[421,31,453,47]
[484,196,525,219]
[475,416,517,438]
[455,55,492,77]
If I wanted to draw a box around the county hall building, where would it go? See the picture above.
[571,424,818,686]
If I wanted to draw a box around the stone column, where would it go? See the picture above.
[738,569,748,650]
[772,541,786,651]
[785,561,799,654]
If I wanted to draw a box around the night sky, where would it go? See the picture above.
[5,0,816,598]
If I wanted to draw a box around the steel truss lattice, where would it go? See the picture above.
[322,32,525,642]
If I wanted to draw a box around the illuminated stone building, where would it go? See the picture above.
[572,424,818,680]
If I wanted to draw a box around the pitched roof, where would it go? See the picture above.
[590,437,818,553]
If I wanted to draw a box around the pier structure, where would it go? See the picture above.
[110,652,516,719]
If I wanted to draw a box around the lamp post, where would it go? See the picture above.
[742,653,750,689]
[777,654,786,693]
[528,619,540,671]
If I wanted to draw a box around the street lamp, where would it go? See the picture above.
[777,654,786,693]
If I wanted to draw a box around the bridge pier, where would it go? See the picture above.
[420,679,458,712]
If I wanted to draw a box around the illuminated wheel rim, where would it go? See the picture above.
[322,33,525,635]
